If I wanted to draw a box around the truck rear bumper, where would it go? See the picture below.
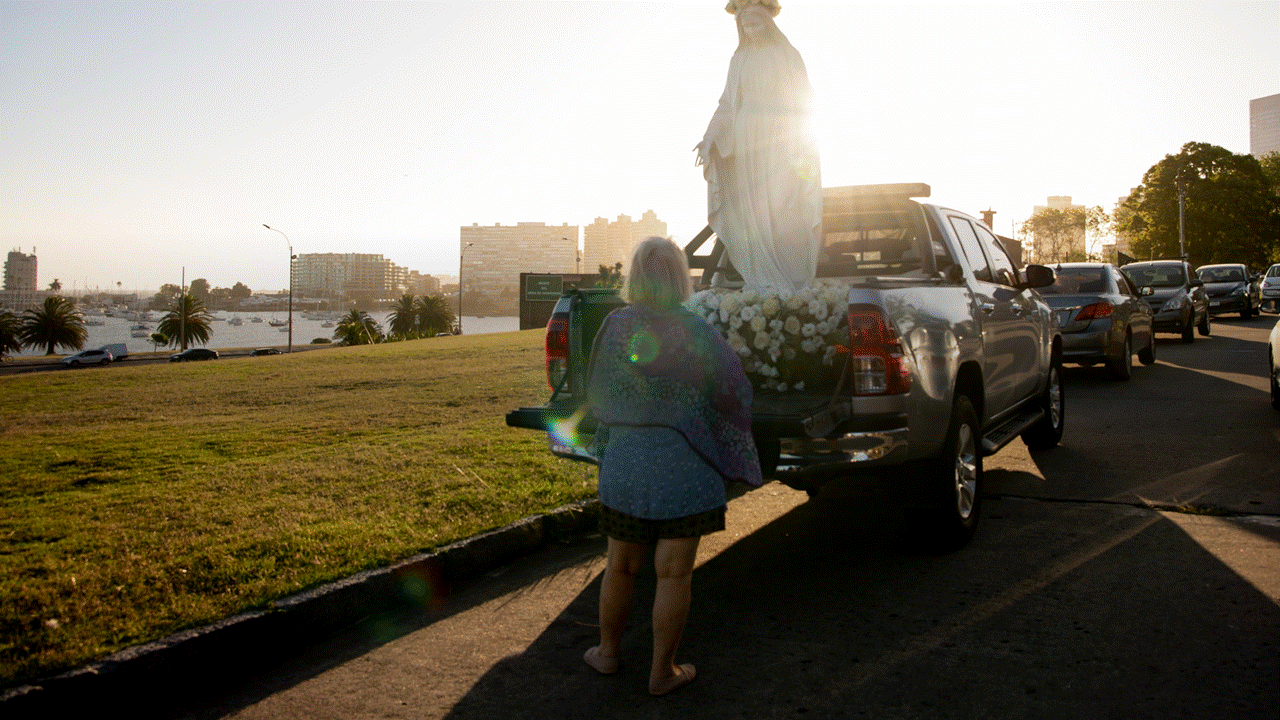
[774,426,910,477]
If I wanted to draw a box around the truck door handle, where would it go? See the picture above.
[981,303,995,314]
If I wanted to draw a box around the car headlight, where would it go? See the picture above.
[1229,285,1245,297]
[1160,295,1188,312]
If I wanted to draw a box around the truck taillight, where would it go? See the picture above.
[847,305,910,395]
[546,311,570,391]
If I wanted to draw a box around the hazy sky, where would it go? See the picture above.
[3,0,1277,294]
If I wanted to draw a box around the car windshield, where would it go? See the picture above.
[1198,266,1244,283]
[1267,265,1280,279]
[1124,265,1185,288]
[1041,267,1107,295]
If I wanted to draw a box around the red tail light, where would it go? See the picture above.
[846,304,910,395]
[1075,303,1114,321]
[546,311,570,391]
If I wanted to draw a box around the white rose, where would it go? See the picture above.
[753,330,772,350]
[769,318,784,332]
[740,304,758,322]
[809,300,829,321]
[740,288,758,305]
[726,331,747,354]
[769,345,782,362]
[816,319,833,336]
[784,316,801,335]
[729,314,743,330]
[761,298,780,317]
[785,294,805,311]
[777,382,788,392]
[801,338,818,354]
[703,292,720,310]
[750,315,768,333]
[721,292,742,315]
[801,322,817,338]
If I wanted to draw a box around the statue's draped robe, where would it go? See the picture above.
[701,36,822,291]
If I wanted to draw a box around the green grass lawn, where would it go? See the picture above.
[0,330,596,687]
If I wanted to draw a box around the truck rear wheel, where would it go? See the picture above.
[905,394,981,553]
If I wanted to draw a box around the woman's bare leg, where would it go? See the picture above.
[649,536,700,694]
[591,537,648,669]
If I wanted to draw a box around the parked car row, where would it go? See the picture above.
[1196,263,1262,319]
[1261,263,1280,314]
[1120,259,1210,343]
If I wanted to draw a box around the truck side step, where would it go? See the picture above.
[981,406,1044,455]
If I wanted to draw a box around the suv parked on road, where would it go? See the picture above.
[1121,260,1209,343]
[1260,263,1280,314]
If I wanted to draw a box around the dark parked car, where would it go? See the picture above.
[170,348,218,362]
[249,348,282,356]
[1039,262,1155,379]
[1121,260,1209,343]
[1260,263,1280,314]
[1196,263,1260,319]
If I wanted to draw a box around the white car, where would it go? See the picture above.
[1270,317,1280,411]
[1260,263,1280,314]
[61,348,113,366]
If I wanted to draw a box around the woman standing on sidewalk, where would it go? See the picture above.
[582,236,762,696]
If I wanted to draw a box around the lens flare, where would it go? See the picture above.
[548,406,588,450]
[628,330,659,364]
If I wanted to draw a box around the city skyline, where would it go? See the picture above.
[3,1,1277,294]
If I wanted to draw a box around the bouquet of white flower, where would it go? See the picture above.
[686,280,850,392]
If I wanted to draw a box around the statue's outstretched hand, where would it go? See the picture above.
[693,141,709,167]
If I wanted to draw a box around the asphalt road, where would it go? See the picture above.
[158,314,1278,719]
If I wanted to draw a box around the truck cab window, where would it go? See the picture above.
[948,217,992,283]
[976,225,1017,287]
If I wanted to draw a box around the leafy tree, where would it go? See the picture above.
[332,309,384,346]
[47,279,62,292]
[1021,206,1110,263]
[18,296,87,355]
[230,282,253,302]
[1259,151,1280,195]
[415,294,455,336]
[157,294,214,350]
[150,284,182,310]
[209,286,233,309]
[598,262,624,289]
[388,294,420,337]
[189,278,211,304]
[1116,142,1280,268]
[0,310,23,358]
[149,332,168,352]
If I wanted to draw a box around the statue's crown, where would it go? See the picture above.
[725,0,781,17]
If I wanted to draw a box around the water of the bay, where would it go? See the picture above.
[12,313,520,358]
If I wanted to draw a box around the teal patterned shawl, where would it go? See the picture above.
[586,305,763,487]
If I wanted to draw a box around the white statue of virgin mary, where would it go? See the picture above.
[695,0,822,291]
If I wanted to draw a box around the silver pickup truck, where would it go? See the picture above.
[507,183,1063,551]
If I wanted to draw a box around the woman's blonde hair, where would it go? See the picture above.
[622,236,693,309]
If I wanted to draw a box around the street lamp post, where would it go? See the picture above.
[263,224,294,353]
[458,241,474,335]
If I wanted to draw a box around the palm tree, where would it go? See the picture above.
[0,310,23,358]
[157,293,214,350]
[18,296,87,355]
[387,293,419,338]
[333,309,384,346]
[415,294,455,336]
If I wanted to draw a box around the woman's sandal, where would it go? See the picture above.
[649,663,696,696]
[583,646,619,675]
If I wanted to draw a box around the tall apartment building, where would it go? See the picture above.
[406,270,441,296]
[460,223,579,297]
[4,249,38,291]
[1250,93,1280,157]
[291,253,406,304]
[582,210,668,274]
